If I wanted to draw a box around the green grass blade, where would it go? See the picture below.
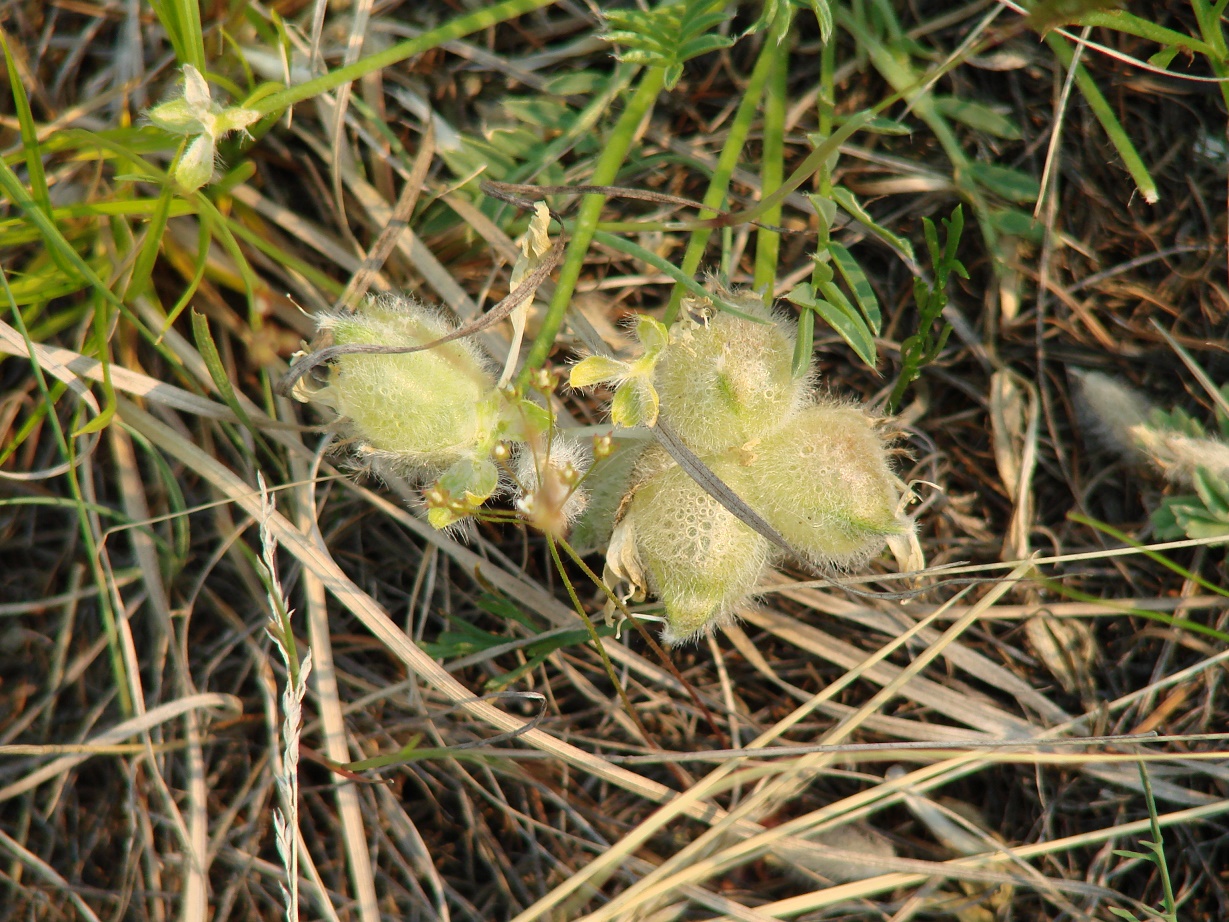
[249,0,556,117]
[1045,33,1158,204]
[520,66,667,375]
[753,32,788,300]
[663,12,788,323]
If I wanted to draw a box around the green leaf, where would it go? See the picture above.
[2,34,53,225]
[421,618,508,658]
[786,284,876,368]
[808,0,834,44]
[439,457,500,505]
[828,242,881,334]
[1148,46,1181,70]
[635,314,670,354]
[988,207,1046,243]
[1192,467,1229,518]
[830,187,916,262]
[933,96,1021,139]
[807,192,838,237]
[190,312,258,437]
[611,378,659,428]
[966,161,1041,203]
[570,355,629,389]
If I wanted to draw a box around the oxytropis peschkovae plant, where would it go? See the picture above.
[571,286,919,645]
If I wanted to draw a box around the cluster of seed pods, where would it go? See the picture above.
[575,290,912,644]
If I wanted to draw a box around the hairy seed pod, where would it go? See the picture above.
[745,404,906,569]
[652,291,806,454]
[625,455,771,645]
[319,295,499,477]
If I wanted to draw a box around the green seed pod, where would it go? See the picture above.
[745,403,907,569]
[653,290,806,454]
[624,452,771,645]
[318,295,499,477]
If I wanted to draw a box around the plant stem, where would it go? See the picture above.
[520,67,667,374]
[664,14,789,323]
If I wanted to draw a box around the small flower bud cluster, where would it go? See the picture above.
[291,294,587,533]
[572,288,912,645]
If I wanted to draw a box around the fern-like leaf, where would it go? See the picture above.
[602,0,735,89]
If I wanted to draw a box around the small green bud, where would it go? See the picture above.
[593,432,615,461]
[653,290,806,454]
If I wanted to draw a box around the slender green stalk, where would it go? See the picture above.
[1190,0,1229,111]
[520,67,667,374]
[546,535,652,741]
[1044,33,1158,204]
[752,35,787,299]
[663,13,789,323]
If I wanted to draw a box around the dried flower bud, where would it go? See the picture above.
[513,435,591,536]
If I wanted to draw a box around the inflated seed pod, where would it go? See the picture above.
[624,452,772,645]
[317,294,500,479]
[746,403,906,569]
[653,291,806,454]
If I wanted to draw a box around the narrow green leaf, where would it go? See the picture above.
[813,296,877,367]
[160,218,211,337]
[1046,33,1158,204]
[1076,10,1214,56]
[1148,46,1181,70]
[830,187,915,263]
[787,284,876,367]
[966,161,1041,203]
[989,207,1046,243]
[125,181,176,302]
[828,242,881,334]
[1,34,53,221]
[933,96,1021,139]
[792,301,815,377]
[190,311,258,437]
[809,0,834,43]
